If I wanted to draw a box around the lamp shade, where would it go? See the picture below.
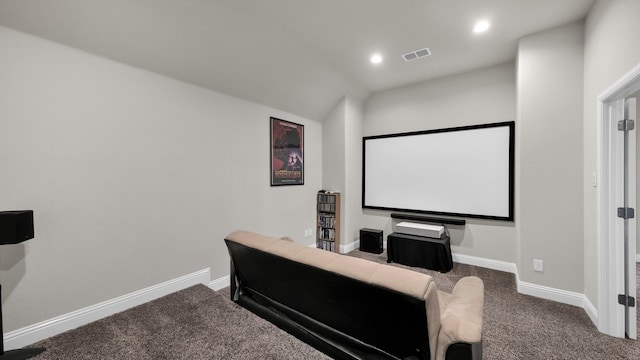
[0,210,34,245]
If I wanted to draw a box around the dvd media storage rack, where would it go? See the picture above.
[316,191,340,252]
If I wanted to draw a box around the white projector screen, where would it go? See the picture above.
[362,121,514,221]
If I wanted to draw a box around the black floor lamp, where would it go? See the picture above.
[0,210,45,359]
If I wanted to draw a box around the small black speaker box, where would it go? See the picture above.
[0,210,35,244]
[360,228,383,254]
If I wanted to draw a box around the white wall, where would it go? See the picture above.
[6,0,640,338]
[517,21,585,291]
[322,98,346,246]
[0,26,322,332]
[322,97,363,249]
[362,63,517,262]
[583,0,640,304]
[343,98,363,246]
[363,21,585,296]
[322,99,346,193]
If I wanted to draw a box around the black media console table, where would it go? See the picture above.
[387,232,453,273]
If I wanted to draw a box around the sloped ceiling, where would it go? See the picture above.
[0,0,595,120]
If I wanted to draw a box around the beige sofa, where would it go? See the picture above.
[224,230,484,360]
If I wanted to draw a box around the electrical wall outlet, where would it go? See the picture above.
[304,229,313,237]
[533,259,544,272]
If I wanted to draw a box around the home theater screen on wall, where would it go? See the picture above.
[362,121,515,221]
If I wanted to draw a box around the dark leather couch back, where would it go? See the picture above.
[226,240,431,359]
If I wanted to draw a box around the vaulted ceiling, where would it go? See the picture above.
[0,0,595,120]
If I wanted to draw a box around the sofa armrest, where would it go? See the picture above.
[436,276,484,360]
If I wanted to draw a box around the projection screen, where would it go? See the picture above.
[362,121,514,221]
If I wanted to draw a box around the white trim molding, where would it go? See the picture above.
[517,281,598,326]
[340,240,360,254]
[453,253,598,327]
[5,252,611,351]
[4,269,212,351]
[452,253,518,274]
[597,61,640,337]
[208,275,230,291]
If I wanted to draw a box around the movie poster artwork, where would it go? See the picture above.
[270,117,304,186]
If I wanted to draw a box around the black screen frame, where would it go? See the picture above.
[362,121,515,221]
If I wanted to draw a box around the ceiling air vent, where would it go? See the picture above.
[402,47,431,62]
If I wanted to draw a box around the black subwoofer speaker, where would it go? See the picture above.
[359,228,383,254]
[0,210,34,244]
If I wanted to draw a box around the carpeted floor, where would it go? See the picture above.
[348,249,640,360]
[30,284,329,360]
[26,250,640,359]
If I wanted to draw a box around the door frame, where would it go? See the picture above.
[597,62,640,337]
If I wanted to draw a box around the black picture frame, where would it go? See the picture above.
[270,117,304,186]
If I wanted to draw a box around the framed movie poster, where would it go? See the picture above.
[270,117,304,186]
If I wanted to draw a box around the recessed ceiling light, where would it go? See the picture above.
[473,20,490,33]
[370,54,382,64]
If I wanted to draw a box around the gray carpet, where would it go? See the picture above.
[348,249,640,360]
[30,284,329,360]
[26,251,640,359]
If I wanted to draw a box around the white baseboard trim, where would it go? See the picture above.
[517,280,587,308]
[340,240,359,254]
[452,253,599,327]
[517,280,599,327]
[8,252,606,350]
[4,268,211,351]
[583,295,599,327]
[452,253,518,274]
[208,275,230,291]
